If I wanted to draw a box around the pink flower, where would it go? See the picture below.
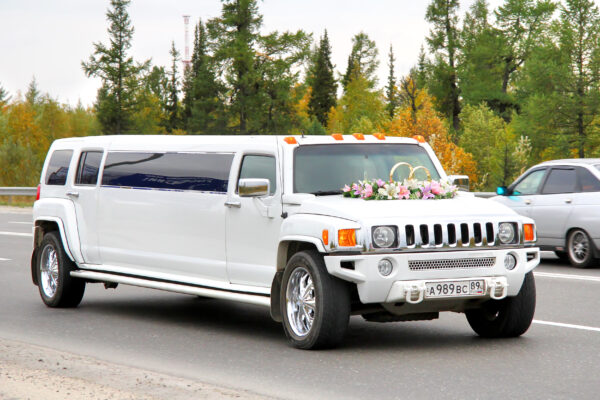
[376,179,385,188]
[398,185,410,199]
[343,185,351,193]
[430,181,443,195]
[421,184,434,199]
[362,184,373,198]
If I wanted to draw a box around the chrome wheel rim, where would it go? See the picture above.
[570,231,589,262]
[286,267,316,337]
[40,244,59,298]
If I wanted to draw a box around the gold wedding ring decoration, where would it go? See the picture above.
[389,162,432,182]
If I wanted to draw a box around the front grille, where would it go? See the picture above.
[408,257,496,270]
[398,221,499,248]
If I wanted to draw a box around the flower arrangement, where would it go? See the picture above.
[342,178,458,200]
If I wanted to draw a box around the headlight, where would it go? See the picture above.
[372,226,397,248]
[498,222,516,244]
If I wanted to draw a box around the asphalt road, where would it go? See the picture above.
[1,208,599,399]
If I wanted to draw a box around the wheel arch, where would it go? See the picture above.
[270,237,325,322]
[31,218,76,286]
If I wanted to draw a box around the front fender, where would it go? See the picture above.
[33,198,83,264]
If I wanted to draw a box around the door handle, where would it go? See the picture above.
[524,199,531,205]
[66,191,79,198]
[224,201,241,208]
[565,199,572,204]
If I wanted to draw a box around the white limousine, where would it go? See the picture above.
[31,134,540,349]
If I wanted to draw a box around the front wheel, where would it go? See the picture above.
[280,250,350,349]
[466,272,536,338]
[567,229,596,268]
[37,232,85,308]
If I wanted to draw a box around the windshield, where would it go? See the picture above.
[294,144,441,194]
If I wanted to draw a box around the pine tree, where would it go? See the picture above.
[308,30,337,127]
[165,41,181,132]
[25,77,40,106]
[342,32,379,90]
[426,0,461,133]
[0,83,11,107]
[385,45,398,119]
[82,0,149,134]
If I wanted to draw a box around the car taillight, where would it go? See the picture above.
[36,184,41,201]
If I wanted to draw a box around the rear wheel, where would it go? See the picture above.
[567,229,595,268]
[466,272,536,338]
[280,250,350,349]
[37,232,85,308]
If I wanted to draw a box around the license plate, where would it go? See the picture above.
[425,280,485,298]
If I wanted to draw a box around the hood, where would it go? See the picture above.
[293,193,519,222]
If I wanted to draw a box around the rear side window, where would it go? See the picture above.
[75,151,103,186]
[45,150,73,186]
[578,167,600,192]
[238,155,277,195]
[541,168,577,194]
[101,152,234,193]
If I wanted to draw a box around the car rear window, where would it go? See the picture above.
[101,152,234,193]
[45,150,73,186]
[578,167,600,192]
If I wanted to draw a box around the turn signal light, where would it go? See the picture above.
[413,135,426,143]
[338,229,356,247]
[322,229,329,245]
[352,133,365,140]
[332,133,344,141]
[283,136,297,144]
[373,133,385,140]
[524,223,535,242]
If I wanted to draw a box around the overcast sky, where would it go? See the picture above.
[1,0,504,107]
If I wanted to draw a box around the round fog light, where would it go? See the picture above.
[504,253,517,270]
[378,259,393,276]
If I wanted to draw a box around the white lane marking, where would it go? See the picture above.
[0,258,10,261]
[534,271,600,283]
[533,320,600,333]
[0,231,33,237]
[8,221,32,225]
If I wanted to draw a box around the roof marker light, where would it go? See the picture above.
[373,133,386,140]
[352,133,365,140]
[332,133,344,141]
[413,135,426,143]
[283,136,297,144]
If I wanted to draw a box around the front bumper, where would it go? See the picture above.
[323,248,539,304]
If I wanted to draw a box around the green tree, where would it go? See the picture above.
[82,0,149,134]
[385,45,399,119]
[426,0,461,132]
[0,83,11,108]
[165,41,181,132]
[342,32,379,90]
[25,77,41,106]
[307,30,337,127]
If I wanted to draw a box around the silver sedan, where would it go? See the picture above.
[491,159,600,268]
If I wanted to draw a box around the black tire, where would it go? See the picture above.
[280,250,350,349]
[466,272,536,338]
[567,229,596,268]
[36,231,85,308]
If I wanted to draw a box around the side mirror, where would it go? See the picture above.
[448,175,469,192]
[238,178,270,197]
[496,186,508,196]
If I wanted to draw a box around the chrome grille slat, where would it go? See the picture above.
[408,257,496,271]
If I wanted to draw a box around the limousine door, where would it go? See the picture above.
[226,154,282,287]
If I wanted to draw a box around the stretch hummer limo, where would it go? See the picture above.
[32,134,539,349]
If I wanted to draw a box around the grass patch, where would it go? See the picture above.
[0,196,35,208]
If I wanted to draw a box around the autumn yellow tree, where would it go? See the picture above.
[386,79,478,183]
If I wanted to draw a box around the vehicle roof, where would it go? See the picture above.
[538,158,600,166]
[50,134,419,149]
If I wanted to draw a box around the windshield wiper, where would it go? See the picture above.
[310,190,342,196]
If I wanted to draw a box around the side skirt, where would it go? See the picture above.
[70,270,271,307]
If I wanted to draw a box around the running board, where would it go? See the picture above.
[70,270,271,307]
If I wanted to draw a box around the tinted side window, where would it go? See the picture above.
[578,167,600,192]
[541,168,577,194]
[238,155,277,195]
[45,150,73,186]
[75,151,103,185]
[513,169,545,195]
[102,152,234,193]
